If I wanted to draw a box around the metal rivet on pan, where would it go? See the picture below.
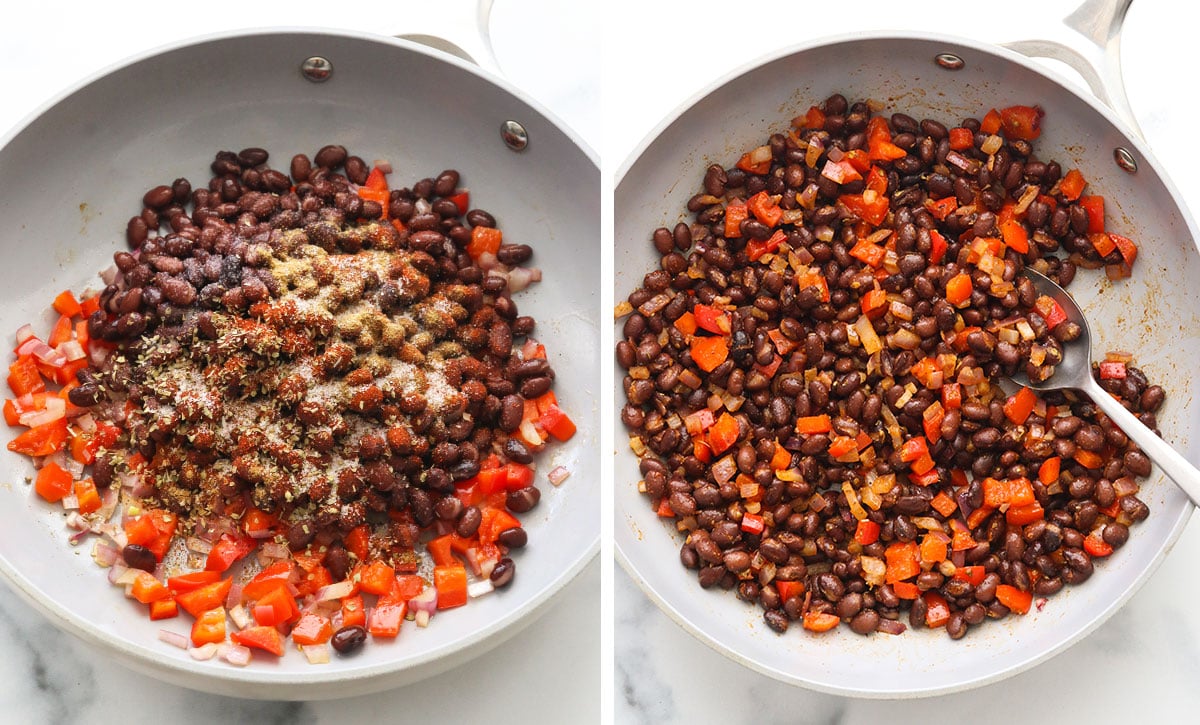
[1114,147,1138,174]
[500,120,529,151]
[301,56,333,83]
[935,53,965,71]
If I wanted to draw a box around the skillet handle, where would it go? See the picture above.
[1001,0,1142,139]
[394,0,502,77]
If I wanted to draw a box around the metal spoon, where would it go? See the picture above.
[1016,269,1200,506]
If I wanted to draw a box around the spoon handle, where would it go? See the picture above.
[1085,376,1200,507]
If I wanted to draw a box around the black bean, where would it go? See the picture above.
[122,544,157,572]
[490,558,516,588]
[331,625,368,655]
[506,486,541,513]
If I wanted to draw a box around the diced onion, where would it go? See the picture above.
[468,579,495,598]
[547,465,570,486]
[229,604,251,629]
[159,629,190,650]
[415,610,431,628]
[316,580,357,602]
[92,542,120,567]
[14,323,35,345]
[301,644,331,664]
[220,645,252,667]
[408,586,438,615]
[58,340,87,362]
[189,643,220,660]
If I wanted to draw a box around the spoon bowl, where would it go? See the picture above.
[1015,269,1200,506]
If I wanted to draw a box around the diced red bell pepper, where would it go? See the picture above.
[841,193,889,227]
[34,461,74,503]
[131,572,172,604]
[995,584,1033,615]
[1098,361,1127,380]
[252,585,299,627]
[774,579,805,603]
[291,612,334,646]
[363,166,388,192]
[802,611,841,632]
[1006,501,1045,526]
[8,356,46,397]
[8,418,68,456]
[981,108,1002,135]
[1038,456,1061,486]
[241,560,294,601]
[692,304,730,335]
[1003,387,1038,425]
[898,436,929,464]
[690,335,729,373]
[176,578,234,618]
[854,519,881,545]
[673,311,698,336]
[466,226,503,260]
[168,571,222,593]
[926,197,958,222]
[849,237,887,267]
[884,541,921,583]
[123,509,177,560]
[231,625,284,656]
[945,273,973,306]
[924,591,951,628]
[190,606,227,647]
[724,201,748,239]
[204,532,256,572]
[706,411,740,456]
[149,598,178,621]
[74,478,101,514]
[954,565,986,586]
[736,147,772,175]
[358,560,397,597]
[538,402,576,442]
[1110,233,1138,266]
[795,414,832,434]
[999,105,1044,141]
[434,564,469,609]
[1059,168,1086,201]
[1079,196,1105,233]
[343,524,371,562]
[746,191,783,228]
[1000,220,1029,254]
[930,491,958,517]
[446,191,470,216]
[1084,532,1114,558]
[740,512,765,536]
[948,127,974,150]
[891,580,920,599]
[479,507,522,547]
[52,290,83,318]
[341,595,366,628]
[503,462,535,491]
[369,600,407,638]
[1034,295,1069,330]
[941,382,962,410]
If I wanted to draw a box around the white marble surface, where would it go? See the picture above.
[606,0,1200,721]
[0,1,599,723]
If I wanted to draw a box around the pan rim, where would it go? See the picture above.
[613,28,1198,698]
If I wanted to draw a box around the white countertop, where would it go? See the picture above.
[605,0,1200,721]
[0,1,599,723]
